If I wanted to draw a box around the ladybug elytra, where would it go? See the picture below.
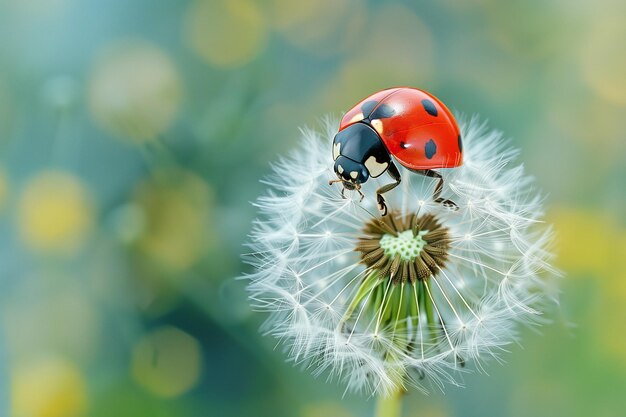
[329,87,463,215]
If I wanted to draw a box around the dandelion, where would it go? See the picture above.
[244,116,559,415]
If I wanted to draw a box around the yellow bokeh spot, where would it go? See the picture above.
[18,171,94,253]
[316,5,434,108]
[88,40,182,142]
[268,0,365,56]
[134,170,213,272]
[552,208,626,366]
[581,13,626,105]
[12,357,87,417]
[591,232,626,366]
[184,0,267,68]
[131,326,202,398]
[548,207,622,279]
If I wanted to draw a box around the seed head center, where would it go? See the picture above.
[379,230,428,261]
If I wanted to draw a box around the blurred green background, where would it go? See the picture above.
[0,0,624,416]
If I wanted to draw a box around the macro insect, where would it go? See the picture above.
[329,87,463,216]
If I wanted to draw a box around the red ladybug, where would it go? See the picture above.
[329,87,463,215]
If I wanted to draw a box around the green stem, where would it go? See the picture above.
[420,280,437,344]
[375,388,404,417]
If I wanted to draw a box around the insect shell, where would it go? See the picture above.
[330,87,463,215]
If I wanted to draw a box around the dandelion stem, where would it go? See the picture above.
[341,271,380,324]
[375,388,404,417]
[420,280,437,344]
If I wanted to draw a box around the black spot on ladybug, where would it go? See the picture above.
[425,139,437,159]
[458,134,463,152]
[361,100,379,117]
[370,103,396,119]
[421,99,438,117]
[400,141,409,149]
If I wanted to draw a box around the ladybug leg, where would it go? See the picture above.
[356,187,365,202]
[416,169,458,210]
[375,161,401,216]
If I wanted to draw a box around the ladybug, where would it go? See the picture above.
[329,87,463,216]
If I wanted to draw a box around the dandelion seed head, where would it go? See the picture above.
[244,116,559,395]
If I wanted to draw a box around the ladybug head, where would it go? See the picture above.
[333,155,369,190]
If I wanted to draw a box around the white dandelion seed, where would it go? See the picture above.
[243,116,559,397]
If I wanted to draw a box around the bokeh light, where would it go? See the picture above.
[17,171,94,253]
[268,0,365,57]
[88,40,182,142]
[131,326,202,398]
[183,0,268,68]
[550,208,621,278]
[132,169,215,273]
[317,4,434,108]
[11,356,87,417]
[580,13,626,105]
